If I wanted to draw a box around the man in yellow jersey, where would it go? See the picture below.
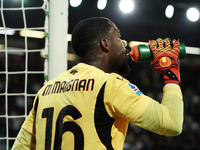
[11,17,183,150]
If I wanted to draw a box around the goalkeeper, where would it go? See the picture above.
[11,17,183,150]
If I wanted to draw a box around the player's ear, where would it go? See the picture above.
[100,38,110,53]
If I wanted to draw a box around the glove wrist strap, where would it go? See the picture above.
[161,69,180,85]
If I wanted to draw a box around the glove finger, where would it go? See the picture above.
[156,38,164,49]
[164,38,172,49]
[172,39,180,49]
[172,39,180,57]
[149,40,157,52]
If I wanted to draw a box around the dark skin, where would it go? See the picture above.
[79,21,129,75]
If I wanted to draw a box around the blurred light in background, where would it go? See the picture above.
[186,7,199,22]
[0,27,15,35]
[97,0,107,10]
[19,30,45,39]
[129,41,148,48]
[19,29,72,41]
[70,0,82,7]
[186,46,200,55]
[67,34,72,41]
[119,0,134,13]
[165,5,174,18]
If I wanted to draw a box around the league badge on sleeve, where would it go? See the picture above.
[127,83,143,96]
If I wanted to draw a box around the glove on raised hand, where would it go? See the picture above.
[149,38,180,85]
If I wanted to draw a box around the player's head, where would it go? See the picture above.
[72,17,130,75]
[72,17,111,57]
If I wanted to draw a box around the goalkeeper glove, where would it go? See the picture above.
[149,38,180,85]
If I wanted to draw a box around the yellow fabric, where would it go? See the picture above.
[11,128,36,150]
[21,96,37,135]
[134,84,183,136]
[11,63,184,150]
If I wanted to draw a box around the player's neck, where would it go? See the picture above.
[79,57,110,73]
[78,48,112,73]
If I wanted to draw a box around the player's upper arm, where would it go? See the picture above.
[104,73,150,120]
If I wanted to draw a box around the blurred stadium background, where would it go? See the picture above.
[0,0,200,149]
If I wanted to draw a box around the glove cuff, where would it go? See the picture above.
[161,69,180,85]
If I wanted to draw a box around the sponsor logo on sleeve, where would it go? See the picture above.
[127,83,143,96]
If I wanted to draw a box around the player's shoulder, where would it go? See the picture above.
[104,73,130,91]
[106,73,143,97]
[109,73,129,83]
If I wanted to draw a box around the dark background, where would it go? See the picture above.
[68,0,200,48]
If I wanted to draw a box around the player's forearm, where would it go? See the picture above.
[11,128,36,150]
[133,84,183,136]
[160,84,183,136]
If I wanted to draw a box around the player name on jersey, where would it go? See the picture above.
[42,78,95,96]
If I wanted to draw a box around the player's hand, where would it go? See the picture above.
[149,38,180,85]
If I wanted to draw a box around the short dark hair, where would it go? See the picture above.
[72,17,111,57]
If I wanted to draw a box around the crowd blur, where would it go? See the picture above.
[0,51,199,150]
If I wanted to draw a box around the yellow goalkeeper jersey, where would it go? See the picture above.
[11,63,183,150]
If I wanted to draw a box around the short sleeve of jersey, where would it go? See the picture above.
[104,73,152,122]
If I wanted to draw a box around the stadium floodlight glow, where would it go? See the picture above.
[97,0,107,10]
[186,8,200,22]
[119,0,134,13]
[19,30,46,39]
[70,0,82,7]
[165,5,174,18]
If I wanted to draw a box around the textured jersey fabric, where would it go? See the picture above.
[11,63,183,150]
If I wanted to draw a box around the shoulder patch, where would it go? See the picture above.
[127,83,143,96]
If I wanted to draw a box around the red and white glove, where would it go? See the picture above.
[149,38,180,85]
